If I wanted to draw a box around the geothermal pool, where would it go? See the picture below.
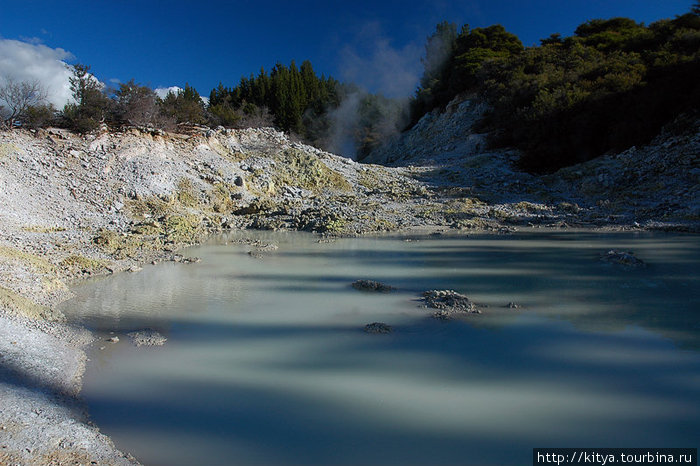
[62,230,700,465]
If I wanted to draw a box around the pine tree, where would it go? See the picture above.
[62,63,110,132]
[159,84,205,124]
[206,60,340,135]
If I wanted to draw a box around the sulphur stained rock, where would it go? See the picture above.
[423,289,481,319]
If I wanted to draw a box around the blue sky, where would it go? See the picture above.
[0,0,694,103]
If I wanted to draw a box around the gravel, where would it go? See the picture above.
[0,307,138,464]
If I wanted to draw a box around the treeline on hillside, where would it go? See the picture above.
[2,62,336,134]
[209,61,339,138]
[6,3,696,169]
[0,59,403,158]
[411,3,700,172]
[0,63,211,133]
[209,62,408,157]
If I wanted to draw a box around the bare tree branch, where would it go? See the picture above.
[0,77,48,128]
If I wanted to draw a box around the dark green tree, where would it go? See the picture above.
[409,23,522,126]
[62,64,111,132]
[159,84,205,124]
[477,11,700,172]
[449,24,523,91]
[573,17,648,51]
[210,60,340,136]
[113,79,159,126]
[540,33,563,46]
[209,101,241,127]
[410,21,458,122]
[23,103,56,129]
[408,4,698,173]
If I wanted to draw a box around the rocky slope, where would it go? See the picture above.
[0,126,429,313]
[367,96,700,230]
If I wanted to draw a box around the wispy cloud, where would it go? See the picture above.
[18,36,44,46]
[0,39,74,108]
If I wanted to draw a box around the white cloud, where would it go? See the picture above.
[0,39,75,108]
[155,86,210,106]
[154,86,182,99]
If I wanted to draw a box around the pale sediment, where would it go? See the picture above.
[0,307,138,465]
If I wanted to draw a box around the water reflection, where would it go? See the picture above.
[62,230,700,465]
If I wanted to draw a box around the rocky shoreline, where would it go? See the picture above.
[0,97,697,464]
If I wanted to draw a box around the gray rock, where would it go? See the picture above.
[600,250,646,267]
[423,290,481,319]
[127,329,167,347]
[364,322,393,334]
[352,280,395,292]
[252,242,278,252]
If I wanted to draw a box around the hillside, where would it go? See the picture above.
[367,95,700,228]
[408,11,700,172]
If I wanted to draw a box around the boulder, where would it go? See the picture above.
[600,250,646,267]
[364,322,393,334]
[127,329,167,347]
[352,280,395,292]
[422,289,481,319]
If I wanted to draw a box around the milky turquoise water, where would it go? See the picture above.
[62,230,700,465]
